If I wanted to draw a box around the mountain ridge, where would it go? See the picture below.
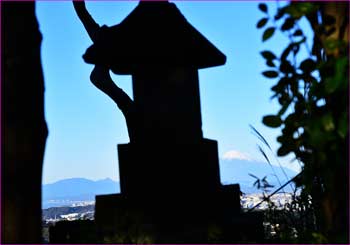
[42,159,298,208]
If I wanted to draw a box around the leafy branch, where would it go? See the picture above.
[257,1,349,242]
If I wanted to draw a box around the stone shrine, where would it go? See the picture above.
[53,1,264,242]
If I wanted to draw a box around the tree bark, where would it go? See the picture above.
[2,2,48,243]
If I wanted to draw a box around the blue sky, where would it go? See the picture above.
[36,1,307,184]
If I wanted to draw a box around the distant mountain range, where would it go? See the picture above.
[42,159,297,208]
[42,178,119,208]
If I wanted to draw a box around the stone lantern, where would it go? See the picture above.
[83,1,248,241]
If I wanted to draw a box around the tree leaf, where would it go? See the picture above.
[293,29,303,36]
[266,60,276,67]
[271,77,288,93]
[258,3,268,13]
[278,92,291,105]
[277,145,291,156]
[284,3,318,19]
[257,18,268,28]
[281,17,295,31]
[261,50,277,60]
[280,60,294,74]
[278,101,291,116]
[274,8,285,20]
[262,27,275,41]
[277,135,284,143]
[263,115,283,128]
[281,43,293,60]
[262,70,279,78]
[300,58,316,73]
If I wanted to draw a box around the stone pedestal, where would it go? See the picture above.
[94,186,243,243]
[94,139,246,242]
[118,139,220,198]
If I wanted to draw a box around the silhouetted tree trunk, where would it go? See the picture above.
[306,3,349,239]
[2,2,48,243]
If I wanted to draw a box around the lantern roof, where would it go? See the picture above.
[83,1,226,75]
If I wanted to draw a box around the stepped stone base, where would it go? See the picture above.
[48,139,265,243]
[92,139,264,242]
[94,185,263,243]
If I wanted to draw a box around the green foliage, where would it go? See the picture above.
[257,18,268,29]
[262,27,275,41]
[261,50,277,60]
[262,115,282,128]
[247,126,322,242]
[257,1,349,242]
[258,3,268,13]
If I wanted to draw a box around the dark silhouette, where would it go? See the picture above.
[73,0,228,144]
[89,66,138,142]
[73,1,138,142]
[58,1,265,243]
[2,2,48,243]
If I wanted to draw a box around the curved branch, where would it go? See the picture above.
[73,1,100,42]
